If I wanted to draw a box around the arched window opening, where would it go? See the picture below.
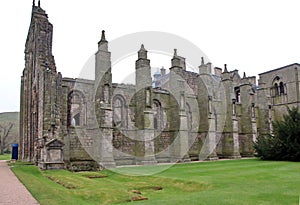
[274,83,279,96]
[234,87,240,103]
[154,117,158,129]
[103,84,110,103]
[153,100,162,130]
[68,90,86,127]
[279,82,285,95]
[113,95,127,128]
[72,113,80,126]
[272,76,285,97]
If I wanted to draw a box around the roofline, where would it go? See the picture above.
[259,63,300,75]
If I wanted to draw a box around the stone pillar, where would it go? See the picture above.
[251,103,258,143]
[95,31,116,168]
[140,110,157,165]
[135,44,152,129]
[19,74,25,160]
[168,50,190,162]
[256,78,271,136]
[99,105,116,168]
[218,65,236,158]
[134,45,157,165]
[207,114,218,160]
[239,74,255,156]
[176,110,190,162]
[199,112,218,160]
[169,78,190,162]
[61,85,70,165]
[232,104,241,158]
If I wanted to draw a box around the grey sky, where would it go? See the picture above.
[0,0,299,113]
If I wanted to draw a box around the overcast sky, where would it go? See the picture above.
[0,0,299,113]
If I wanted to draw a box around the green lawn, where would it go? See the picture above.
[10,159,300,205]
[0,153,11,160]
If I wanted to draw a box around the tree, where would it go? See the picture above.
[254,107,300,161]
[0,123,13,155]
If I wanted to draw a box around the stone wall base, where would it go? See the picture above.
[38,162,64,170]
[65,160,101,172]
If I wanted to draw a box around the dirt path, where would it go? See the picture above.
[0,160,39,205]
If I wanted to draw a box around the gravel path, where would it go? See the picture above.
[0,160,39,205]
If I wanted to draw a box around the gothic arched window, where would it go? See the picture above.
[153,100,162,130]
[103,84,109,103]
[68,90,86,127]
[112,95,127,128]
[272,76,285,96]
[274,83,279,96]
[234,87,240,103]
[279,82,285,95]
[72,113,80,126]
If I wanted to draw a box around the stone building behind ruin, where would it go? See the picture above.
[19,2,300,170]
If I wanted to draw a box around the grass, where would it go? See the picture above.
[10,159,300,205]
[0,153,11,160]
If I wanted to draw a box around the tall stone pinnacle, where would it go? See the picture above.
[224,64,228,73]
[98,30,108,51]
[138,44,147,59]
[174,48,178,57]
[201,57,205,65]
[101,30,107,42]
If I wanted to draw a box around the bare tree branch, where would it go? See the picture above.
[0,122,14,155]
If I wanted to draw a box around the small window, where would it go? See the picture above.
[153,100,164,130]
[272,76,285,97]
[234,87,240,103]
[274,83,279,96]
[279,82,284,95]
[72,113,80,126]
[154,118,158,129]
[113,95,127,128]
[67,90,86,127]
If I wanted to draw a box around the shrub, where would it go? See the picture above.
[254,107,300,161]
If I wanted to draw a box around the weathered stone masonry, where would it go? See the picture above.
[19,2,300,170]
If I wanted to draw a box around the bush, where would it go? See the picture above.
[254,107,300,161]
[4,149,11,154]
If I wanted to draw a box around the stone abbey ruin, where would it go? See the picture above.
[19,2,300,170]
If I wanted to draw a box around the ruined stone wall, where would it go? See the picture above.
[20,3,290,170]
[111,84,141,165]
[20,4,59,162]
[188,133,205,160]
[62,78,96,127]
[257,63,300,135]
[61,78,99,170]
